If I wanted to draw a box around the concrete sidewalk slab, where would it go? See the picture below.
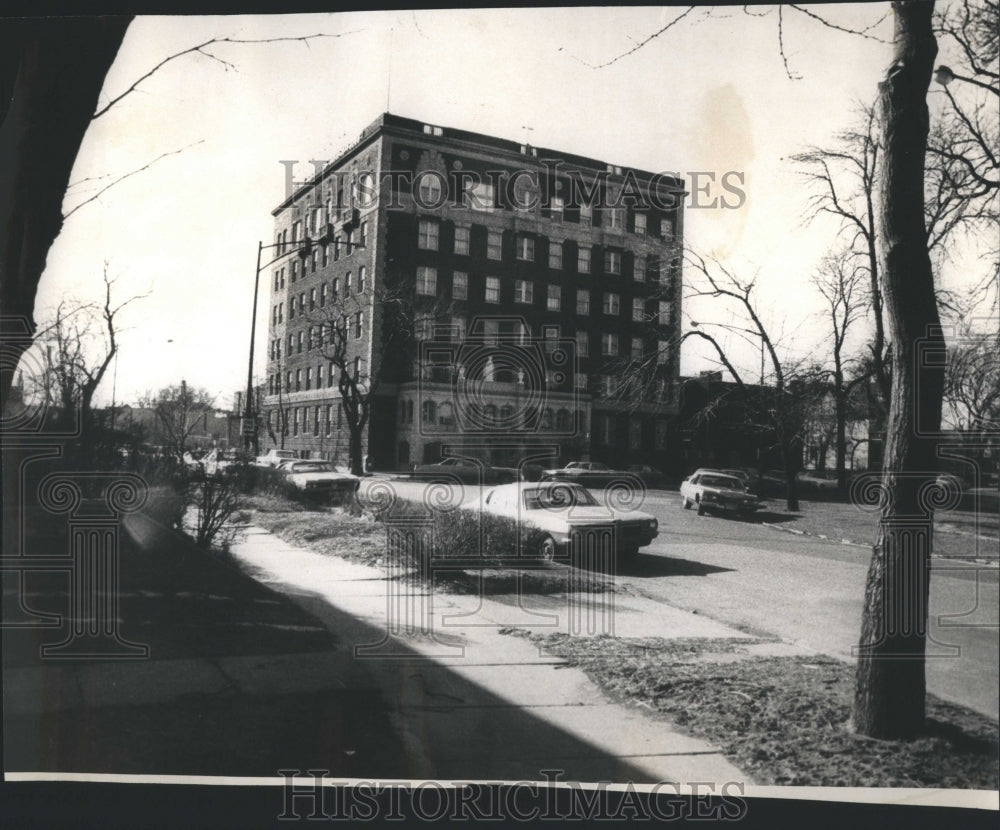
[229,522,756,784]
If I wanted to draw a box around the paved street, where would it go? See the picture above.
[361,478,1000,719]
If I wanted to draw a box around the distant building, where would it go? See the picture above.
[261,113,684,470]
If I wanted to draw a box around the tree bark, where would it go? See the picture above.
[1,17,131,407]
[854,0,944,739]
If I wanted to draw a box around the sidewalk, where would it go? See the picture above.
[227,520,782,784]
[5,504,765,784]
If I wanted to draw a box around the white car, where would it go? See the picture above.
[202,449,240,476]
[280,460,360,500]
[680,470,764,517]
[482,481,658,561]
[255,448,298,468]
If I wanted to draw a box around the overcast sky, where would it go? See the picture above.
[35,5,911,408]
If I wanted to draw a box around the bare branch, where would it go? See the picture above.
[63,140,204,219]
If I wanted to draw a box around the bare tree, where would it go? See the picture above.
[794,105,891,417]
[147,382,216,461]
[944,331,1000,434]
[31,266,146,435]
[684,251,806,511]
[811,253,871,490]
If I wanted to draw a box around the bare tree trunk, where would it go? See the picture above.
[0,18,131,406]
[854,0,944,739]
[835,380,848,492]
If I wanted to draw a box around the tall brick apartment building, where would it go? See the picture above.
[262,113,684,473]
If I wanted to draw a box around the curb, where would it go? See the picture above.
[760,521,1000,567]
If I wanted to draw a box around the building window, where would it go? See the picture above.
[607,207,624,231]
[354,312,363,339]
[634,257,645,282]
[547,284,561,311]
[485,276,500,303]
[309,288,316,311]
[454,225,470,255]
[288,333,294,353]
[451,315,467,341]
[604,249,621,275]
[452,271,468,300]
[517,235,534,261]
[286,371,293,393]
[299,292,305,315]
[549,194,565,221]
[322,244,329,268]
[601,333,619,356]
[325,405,332,436]
[358,266,366,293]
[345,272,352,294]
[311,249,318,273]
[658,301,672,325]
[632,336,643,357]
[278,302,283,323]
[305,367,312,390]
[274,271,281,292]
[548,241,563,270]
[291,260,298,283]
[333,235,341,262]
[416,266,437,296]
[293,407,299,435]
[487,230,502,260]
[657,341,670,364]
[465,181,495,212]
[307,326,315,350]
[629,417,642,449]
[417,172,443,205]
[415,313,433,342]
[575,373,588,391]
[289,297,296,320]
[483,319,499,345]
[292,220,301,243]
[579,203,593,227]
[576,289,590,315]
[647,256,661,283]
[297,331,304,353]
[601,413,615,444]
[577,245,591,273]
[418,219,439,250]
[633,297,645,322]
[543,326,559,353]
[320,283,327,307]
[360,221,368,248]
[295,369,302,391]
[332,277,339,299]
[660,218,674,241]
[603,292,620,315]
[634,212,647,236]
[575,331,589,357]
[353,356,362,379]
[514,280,533,304]
[656,377,669,402]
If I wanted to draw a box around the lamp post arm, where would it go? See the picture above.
[244,240,263,454]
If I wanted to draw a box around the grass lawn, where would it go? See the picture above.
[762,499,999,562]
[512,631,999,788]
[239,493,612,595]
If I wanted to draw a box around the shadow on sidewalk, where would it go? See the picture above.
[4,498,669,782]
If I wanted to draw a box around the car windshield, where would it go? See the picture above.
[700,475,744,490]
[524,484,599,510]
[292,462,336,473]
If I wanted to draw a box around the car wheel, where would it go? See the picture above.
[682,497,692,510]
[538,535,557,562]
[696,499,706,516]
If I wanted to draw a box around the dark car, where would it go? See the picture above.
[542,461,635,488]
[626,464,668,489]
[410,458,518,485]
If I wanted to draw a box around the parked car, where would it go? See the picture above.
[279,460,360,500]
[796,469,840,492]
[202,449,241,476]
[680,470,765,517]
[626,465,668,489]
[255,448,298,468]
[542,461,633,488]
[410,458,518,485]
[720,467,761,493]
[482,481,659,560]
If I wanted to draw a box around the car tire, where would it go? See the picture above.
[682,497,692,510]
[538,535,558,563]
[696,500,706,516]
